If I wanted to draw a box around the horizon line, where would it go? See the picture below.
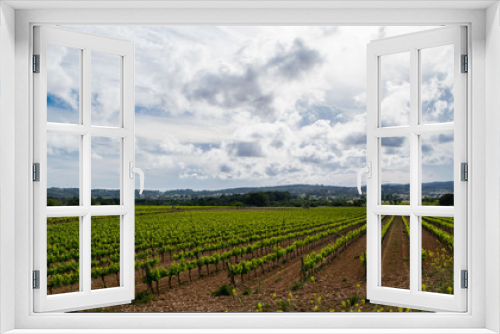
[47,181,454,193]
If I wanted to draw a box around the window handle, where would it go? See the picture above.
[129,162,145,195]
[357,162,372,195]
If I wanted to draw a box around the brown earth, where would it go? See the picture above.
[421,223,453,294]
[86,222,368,312]
[381,216,410,290]
[71,215,450,313]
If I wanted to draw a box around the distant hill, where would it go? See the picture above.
[47,181,454,200]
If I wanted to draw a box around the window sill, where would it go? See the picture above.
[3,329,498,334]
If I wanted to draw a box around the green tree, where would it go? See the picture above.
[439,193,454,206]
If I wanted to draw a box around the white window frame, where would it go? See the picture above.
[33,25,136,312]
[1,2,499,333]
[366,26,467,312]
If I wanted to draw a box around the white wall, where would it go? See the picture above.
[0,2,16,333]
[485,2,500,333]
[8,6,491,331]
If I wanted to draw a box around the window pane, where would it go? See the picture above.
[421,44,454,124]
[421,133,454,206]
[91,137,121,205]
[421,216,454,295]
[91,52,121,127]
[381,137,410,205]
[47,133,80,206]
[91,215,121,290]
[380,52,410,127]
[46,44,80,124]
[381,215,410,290]
[47,216,80,295]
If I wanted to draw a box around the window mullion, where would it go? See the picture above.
[82,47,92,294]
[409,47,419,294]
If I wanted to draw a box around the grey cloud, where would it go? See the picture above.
[422,86,454,123]
[229,141,265,157]
[422,144,433,153]
[184,68,274,115]
[343,132,367,146]
[220,165,231,173]
[195,143,220,152]
[381,137,406,147]
[265,164,280,176]
[270,139,284,149]
[383,147,400,155]
[266,39,323,80]
[299,151,335,165]
[296,102,345,126]
[438,133,454,143]
[345,156,365,166]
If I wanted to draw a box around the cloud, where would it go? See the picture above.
[381,137,406,147]
[422,144,433,154]
[421,133,453,182]
[46,45,80,117]
[266,38,323,80]
[343,132,366,146]
[220,165,231,173]
[228,141,265,158]
[184,68,275,116]
[159,135,202,155]
[52,25,443,190]
[438,133,454,143]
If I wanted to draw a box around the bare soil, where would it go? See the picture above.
[381,216,410,290]
[87,223,369,312]
[421,224,453,294]
[72,215,449,313]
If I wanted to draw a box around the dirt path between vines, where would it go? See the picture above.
[381,216,410,290]
[94,222,367,312]
[87,216,442,312]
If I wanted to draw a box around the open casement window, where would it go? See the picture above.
[365,26,467,312]
[33,26,137,312]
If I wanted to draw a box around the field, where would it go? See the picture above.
[46,206,454,312]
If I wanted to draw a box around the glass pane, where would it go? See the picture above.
[421,216,454,294]
[47,216,80,295]
[91,215,121,290]
[91,52,121,127]
[421,133,454,206]
[46,44,80,124]
[421,44,454,124]
[380,52,410,127]
[47,133,80,206]
[381,137,410,205]
[381,215,410,290]
[91,137,121,205]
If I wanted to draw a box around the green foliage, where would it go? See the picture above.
[290,280,306,291]
[212,283,233,296]
[302,224,367,276]
[132,291,153,305]
[381,216,395,241]
[46,207,367,294]
[438,193,454,206]
[422,219,454,250]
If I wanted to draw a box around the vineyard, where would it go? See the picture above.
[46,207,454,312]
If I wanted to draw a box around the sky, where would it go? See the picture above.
[46,26,454,191]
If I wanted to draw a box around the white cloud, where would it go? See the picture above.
[49,25,450,190]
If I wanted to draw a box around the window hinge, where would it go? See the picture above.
[33,54,40,73]
[33,163,40,182]
[33,270,40,289]
[461,162,468,181]
[461,270,468,289]
[461,54,468,73]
